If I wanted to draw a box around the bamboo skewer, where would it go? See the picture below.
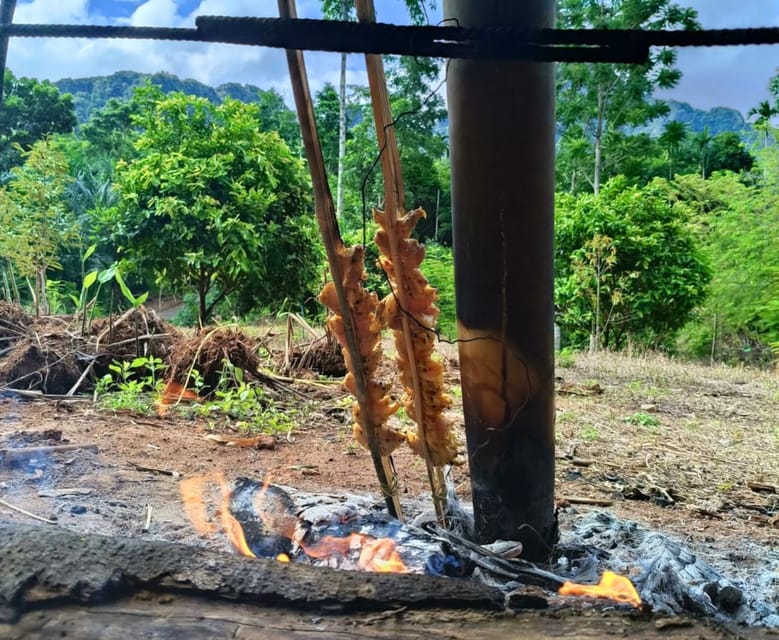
[355,0,448,524]
[278,0,403,520]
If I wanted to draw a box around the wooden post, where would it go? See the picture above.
[445,0,557,559]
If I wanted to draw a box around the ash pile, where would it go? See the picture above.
[227,479,778,628]
[555,511,779,627]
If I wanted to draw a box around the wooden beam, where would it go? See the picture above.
[0,0,17,105]
[445,0,557,560]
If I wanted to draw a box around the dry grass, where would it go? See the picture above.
[553,351,778,544]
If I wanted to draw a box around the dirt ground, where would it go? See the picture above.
[1,345,777,634]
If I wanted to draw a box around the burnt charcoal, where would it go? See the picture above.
[504,585,549,610]
[561,511,776,626]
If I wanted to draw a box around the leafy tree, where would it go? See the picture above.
[0,139,77,315]
[691,126,712,179]
[659,120,687,179]
[556,0,698,193]
[666,172,779,363]
[341,55,448,243]
[748,99,777,148]
[255,88,301,152]
[1,70,78,176]
[101,87,322,326]
[706,132,754,176]
[555,176,710,350]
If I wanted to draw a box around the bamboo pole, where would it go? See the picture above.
[354,0,448,525]
[445,0,556,560]
[277,0,402,520]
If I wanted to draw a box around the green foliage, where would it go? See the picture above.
[555,177,710,350]
[422,243,456,340]
[666,171,779,363]
[0,139,78,315]
[101,86,322,326]
[556,0,698,193]
[96,355,166,414]
[1,70,78,175]
[625,411,661,428]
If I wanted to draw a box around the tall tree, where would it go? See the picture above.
[321,0,354,220]
[101,87,321,326]
[659,120,688,179]
[556,0,698,194]
[0,70,77,176]
[692,126,712,178]
[747,99,777,148]
[0,139,76,315]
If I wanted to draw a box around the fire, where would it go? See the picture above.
[179,473,408,573]
[303,533,408,573]
[559,570,642,608]
[156,380,201,415]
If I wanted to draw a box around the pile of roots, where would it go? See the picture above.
[0,302,349,397]
[0,303,178,395]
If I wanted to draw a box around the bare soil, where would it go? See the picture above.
[1,339,777,635]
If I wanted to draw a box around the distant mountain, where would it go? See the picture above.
[643,100,748,137]
[54,70,266,122]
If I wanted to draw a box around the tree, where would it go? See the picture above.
[0,139,77,315]
[692,126,712,178]
[707,132,754,175]
[255,88,301,152]
[556,0,698,194]
[659,120,688,179]
[668,172,779,363]
[555,177,710,350]
[101,87,321,326]
[0,70,78,176]
[748,99,777,148]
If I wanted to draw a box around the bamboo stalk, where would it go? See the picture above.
[277,0,403,521]
[354,0,448,524]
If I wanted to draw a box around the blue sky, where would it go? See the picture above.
[6,0,779,117]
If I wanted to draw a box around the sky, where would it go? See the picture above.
[5,0,779,117]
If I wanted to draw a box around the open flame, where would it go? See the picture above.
[559,570,642,608]
[304,534,408,573]
[179,473,408,573]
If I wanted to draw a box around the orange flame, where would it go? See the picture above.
[220,481,256,558]
[559,571,642,608]
[156,380,201,415]
[179,473,408,572]
[303,533,408,573]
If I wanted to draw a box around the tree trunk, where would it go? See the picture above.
[593,87,604,195]
[335,1,349,220]
[445,0,556,560]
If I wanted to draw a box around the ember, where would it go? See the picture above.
[559,570,642,608]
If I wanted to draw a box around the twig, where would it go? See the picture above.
[66,358,96,396]
[0,443,98,465]
[558,496,614,507]
[142,504,153,532]
[128,462,181,478]
[0,496,56,524]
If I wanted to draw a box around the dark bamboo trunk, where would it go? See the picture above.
[445,0,557,560]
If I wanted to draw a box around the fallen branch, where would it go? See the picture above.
[37,488,93,498]
[558,496,615,507]
[128,462,181,478]
[0,523,503,623]
[0,498,56,524]
[0,443,98,466]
